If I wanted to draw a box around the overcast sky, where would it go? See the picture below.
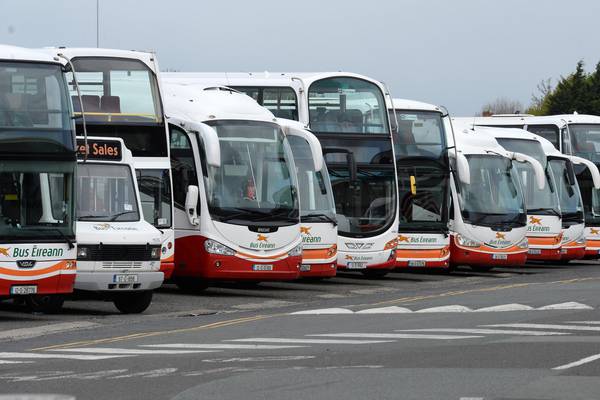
[2,0,600,115]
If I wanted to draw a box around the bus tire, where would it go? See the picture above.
[25,295,65,314]
[175,278,209,292]
[113,291,153,314]
[361,269,389,279]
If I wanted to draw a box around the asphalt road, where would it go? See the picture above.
[1,261,600,400]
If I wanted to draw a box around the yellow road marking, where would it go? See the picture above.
[31,315,270,352]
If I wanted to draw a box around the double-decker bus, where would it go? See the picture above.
[0,45,77,312]
[469,114,600,258]
[43,48,175,278]
[449,122,545,270]
[389,99,451,269]
[165,84,312,288]
[164,72,399,278]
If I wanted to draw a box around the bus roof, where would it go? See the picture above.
[163,83,277,124]
[469,113,600,128]
[452,119,516,157]
[390,98,442,113]
[40,47,158,74]
[0,44,60,64]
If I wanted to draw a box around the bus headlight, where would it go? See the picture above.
[77,246,89,259]
[456,234,481,248]
[204,239,236,256]
[576,236,586,245]
[517,238,529,249]
[150,246,161,260]
[288,243,303,257]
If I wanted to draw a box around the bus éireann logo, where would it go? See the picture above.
[345,255,353,260]
[591,228,600,235]
[398,235,410,243]
[257,234,268,242]
[0,247,10,256]
[529,216,542,225]
[495,232,506,240]
[300,226,311,235]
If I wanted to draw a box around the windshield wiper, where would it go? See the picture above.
[109,211,138,221]
[217,208,271,222]
[78,215,110,220]
[528,208,561,217]
[32,228,74,249]
[302,213,338,226]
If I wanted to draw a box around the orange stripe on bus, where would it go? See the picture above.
[302,247,336,260]
[528,236,561,246]
[0,260,72,277]
[396,248,449,258]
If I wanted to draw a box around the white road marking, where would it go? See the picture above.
[537,302,593,310]
[203,355,316,363]
[484,323,600,332]
[109,368,179,379]
[416,305,473,313]
[0,321,100,342]
[34,369,129,381]
[228,338,394,344]
[475,304,533,312]
[309,333,480,340]
[395,328,569,336]
[356,306,412,314]
[552,353,600,370]
[48,348,218,355]
[142,343,306,350]
[0,352,126,360]
[0,360,33,364]
[291,308,353,315]
[567,321,600,325]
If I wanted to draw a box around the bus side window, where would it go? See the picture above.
[169,126,199,211]
[527,125,559,150]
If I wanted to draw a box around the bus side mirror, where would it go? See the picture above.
[198,123,221,168]
[570,155,600,189]
[456,152,470,185]
[512,152,545,190]
[281,124,324,171]
[185,185,199,226]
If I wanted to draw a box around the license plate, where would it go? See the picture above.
[252,264,273,271]
[492,254,508,260]
[528,249,542,255]
[408,260,426,267]
[561,249,568,254]
[346,262,367,269]
[299,264,311,272]
[10,285,37,295]
[113,274,138,283]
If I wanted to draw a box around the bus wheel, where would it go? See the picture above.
[113,291,153,314]
[470,265,494,272]
[174,278,209,292]
[361,269,389,279]
[25,295,65,314]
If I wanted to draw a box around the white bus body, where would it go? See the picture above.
[42,48,176,279]
[389,99,451,269]
[75,137,163,313]
[164,72,399,277]
[165,84,313,286]
[468,114,600,259]
[449,122,545,270]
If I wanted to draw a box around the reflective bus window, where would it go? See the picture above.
[231,86,298,120]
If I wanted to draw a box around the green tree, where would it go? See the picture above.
[545,60,590,115]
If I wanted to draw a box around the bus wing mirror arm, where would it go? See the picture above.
[282,126,324,171]
[512,152,545,190]
[198,123,221,167]
[570,155,600,189]
[185,185,200,226]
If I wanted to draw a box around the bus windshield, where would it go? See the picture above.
[77,163,140,222]
[567,124,600,163]
[287,135,336,223]
[68,57,162,124]
[204,120,299,225]
[573,164,600,225]
[0,160,75,240]
[459,155,525,227]
[392,110,446,159]
[0,61,73,153]
[548,158,582,223]
[398,166,448,231]
[308,77,389,135]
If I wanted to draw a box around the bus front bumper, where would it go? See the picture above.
[74,271,164,292]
